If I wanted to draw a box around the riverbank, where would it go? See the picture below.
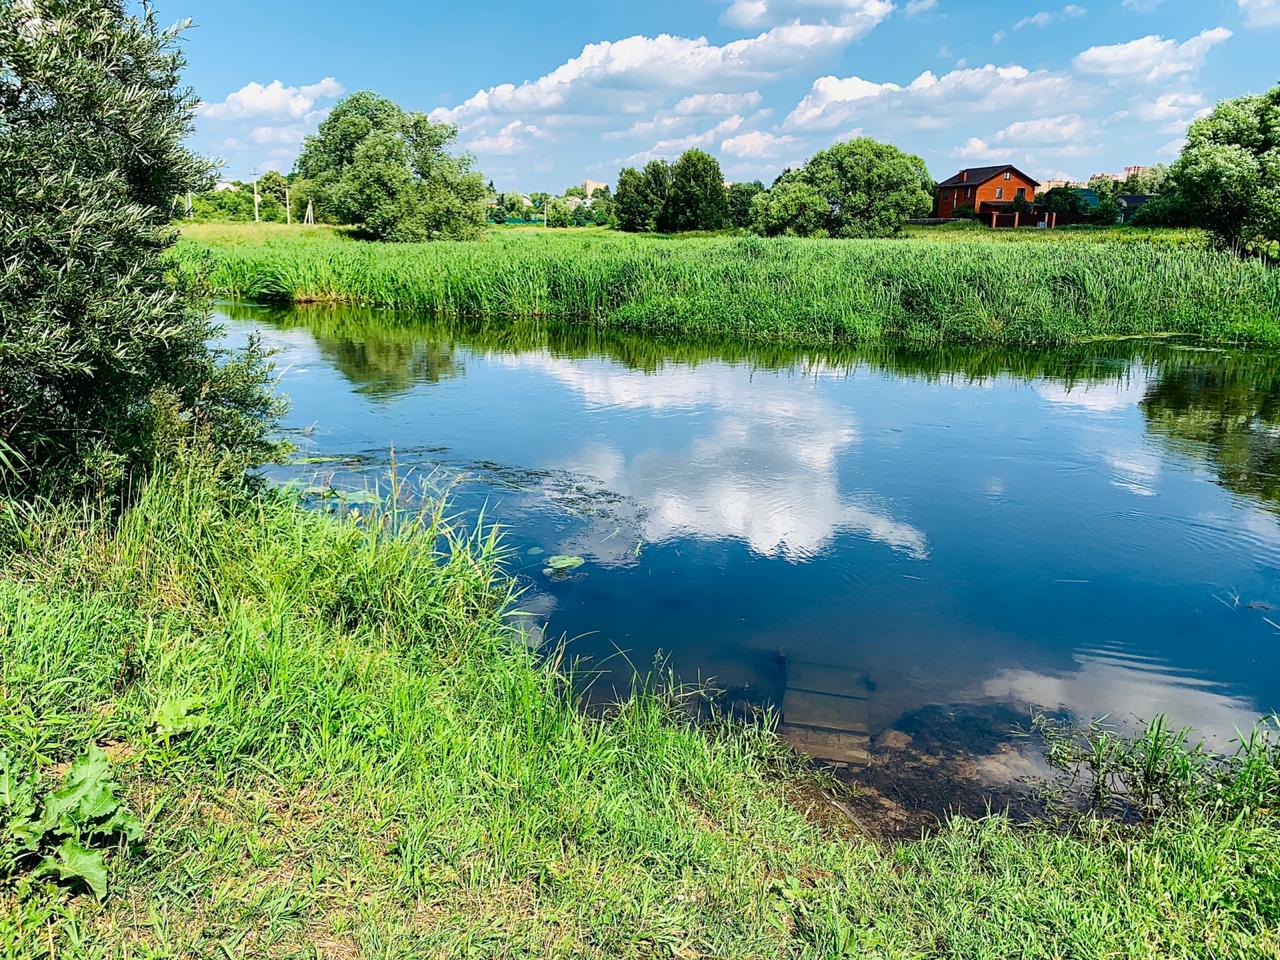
[3,462,1278,957]
[174,223,1280,348]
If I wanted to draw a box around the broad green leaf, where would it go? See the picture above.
[35,839,108,899]
[544,555,585,573]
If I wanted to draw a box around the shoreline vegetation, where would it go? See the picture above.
[175,223,1280,348]
[4,464,1279,957]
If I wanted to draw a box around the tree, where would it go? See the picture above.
[1039,186,1088,217]
[546,200,572,228]
[1170,84,1280,255]
[664,149,729,231]
[1089,195,1123,226]
[615,164,669,232]
[1128,191,1194,228]
[727,180,765,229]
[295,91,486,241]
[755,137,932,239]
[0,0,281,499]
[751,180,829,237]
[589,184,615,226]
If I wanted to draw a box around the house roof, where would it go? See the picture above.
[936,165,1040,189]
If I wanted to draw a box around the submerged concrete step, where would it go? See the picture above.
[778,723,871,766]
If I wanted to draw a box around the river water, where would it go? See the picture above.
[222,302,1280,810]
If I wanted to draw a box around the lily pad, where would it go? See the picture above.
[544,555,585,575]
[526,546,545,556]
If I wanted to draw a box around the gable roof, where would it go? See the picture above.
[936,165,1040,189]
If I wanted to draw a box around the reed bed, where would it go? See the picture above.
[174,225,1280,347]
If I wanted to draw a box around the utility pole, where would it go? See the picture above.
[253,173,260,223]
[285,186,291,225]
[185,190,193,217]
[304,199,315,225]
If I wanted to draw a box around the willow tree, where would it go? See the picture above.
[295,91,487,241]
[0,0,281,499]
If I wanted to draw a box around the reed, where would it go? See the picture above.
[174,224,1280,347]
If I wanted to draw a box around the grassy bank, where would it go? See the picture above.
[175,223,1280,347]
[3,463,1279,958]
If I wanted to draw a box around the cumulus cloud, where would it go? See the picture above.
[993,113,1086,144]
[721,129,799,157]
[1073,27,1232,82]
[199,77,343,119]
[469,119,547,154]
[785,63,1073,131]
[674,90,764,114]
[620,115,745,165]
[1238,0,1280,27]
[950,137,1014,160]
[721,0,893,29]
[431,27,867,129]
[905,0,937,14]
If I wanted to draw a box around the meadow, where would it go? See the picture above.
[174,222,1280,348]
[3,462,1278,958]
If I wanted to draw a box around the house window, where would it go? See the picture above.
[995,187,1004,199]
[1016,188,1026,200]
[966,187,972,198]
[1003,171,1012,180]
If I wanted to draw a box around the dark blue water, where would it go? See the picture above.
[222,303,1280,781]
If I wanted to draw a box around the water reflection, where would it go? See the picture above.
[221,302,1280,763]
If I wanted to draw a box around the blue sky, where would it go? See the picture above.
[168,0,1278,192]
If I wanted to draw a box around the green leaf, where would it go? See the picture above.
[35,839,108,899]
[544,555,585,573]
[153,695,209,737]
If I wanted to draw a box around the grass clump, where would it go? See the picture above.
[1,462,1278,957]
[175,224,1280,348]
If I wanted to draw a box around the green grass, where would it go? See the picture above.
[174,223,1280,348]
[2,461,1279,958]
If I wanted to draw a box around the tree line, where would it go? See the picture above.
[614,139,934,238]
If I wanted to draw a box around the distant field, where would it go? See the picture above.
[176,223,1278,348]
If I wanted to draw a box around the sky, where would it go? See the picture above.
[166,0,1279,192]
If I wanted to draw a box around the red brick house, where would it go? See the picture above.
[934,165,1039,218]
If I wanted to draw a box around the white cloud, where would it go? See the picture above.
[905,0,937,14]
[721,0,893,29]
[993,113,1086,144]
[200,77,343,119]
[674,90,764,114]
[785,63,1074,132]
[1131,92,1211,133]
[1014,5,1085,30]
[950,137,1014,160]
[1238,0,1280,27]
[784,74,899,128]
[431,27,873,129]
[1123,0,1163,10]
[469,119,547,154]
[721,129,799,157]
[249,124,307,145]
[621,115,745,165]
[1073,27,1232,82]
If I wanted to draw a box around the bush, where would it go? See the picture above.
[0,0,283,501]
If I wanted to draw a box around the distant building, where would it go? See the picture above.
[934,165,1039,218]
[1039,179,1076,191]
[582,179,608,198]
[213,181,238,192]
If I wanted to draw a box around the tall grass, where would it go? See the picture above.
[2,461,1279,957]
[175,224,1280,347]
